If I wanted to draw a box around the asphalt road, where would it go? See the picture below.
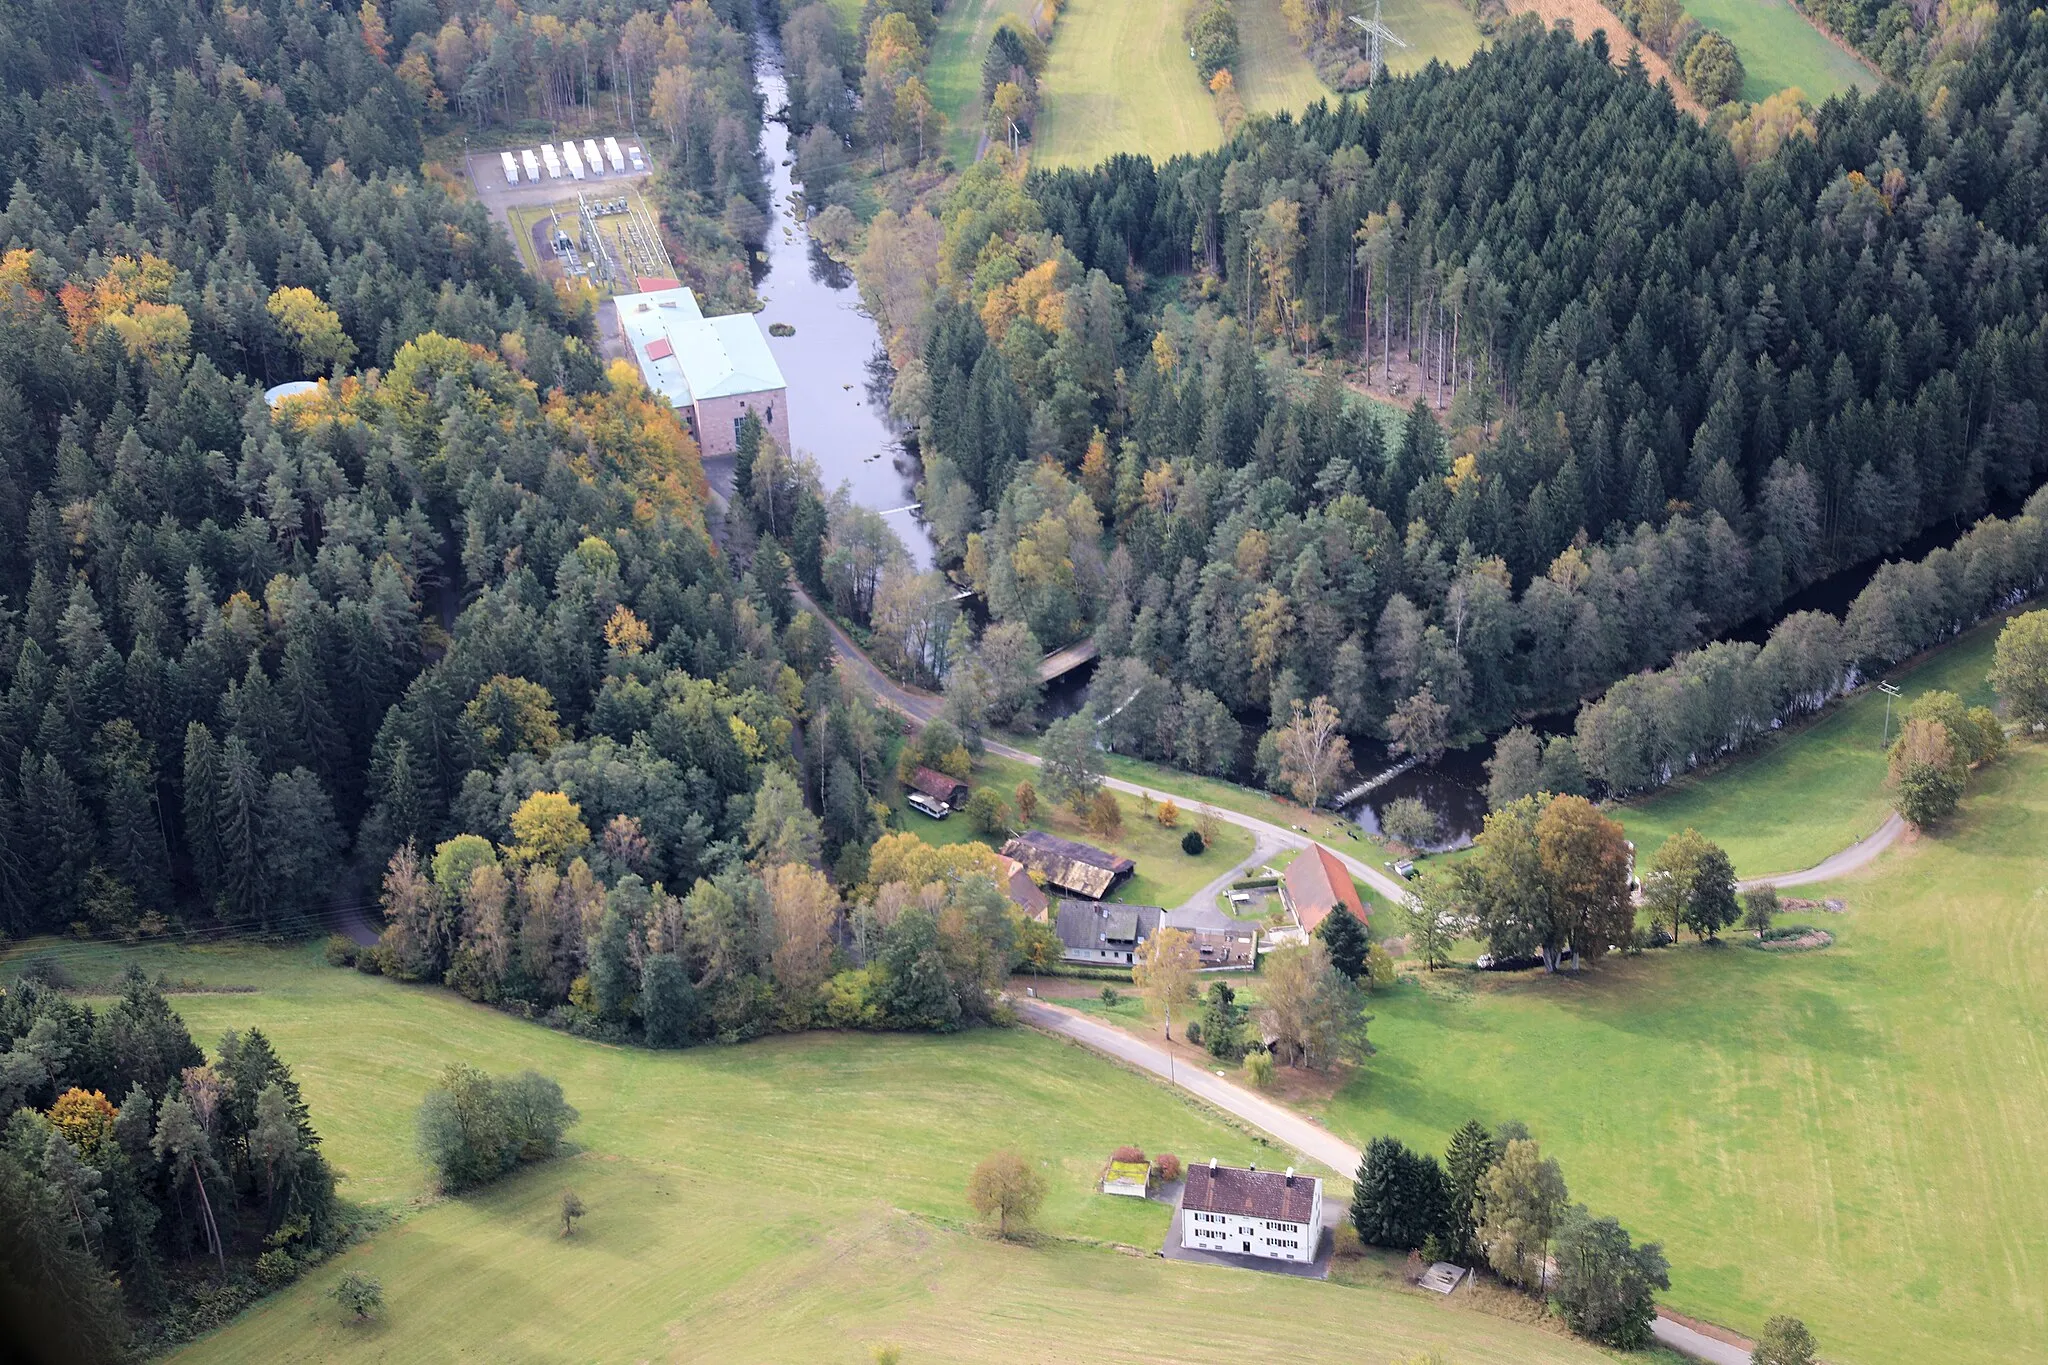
[1014,997,1753,1365]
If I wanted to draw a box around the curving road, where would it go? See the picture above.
[1740,812,1905,890]
[1015,996,1752,1365]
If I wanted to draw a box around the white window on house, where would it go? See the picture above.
[733,416,746,445]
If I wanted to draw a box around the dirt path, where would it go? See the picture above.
[1014,996,1754,1363]
[1741,812,1905,889]
[1511,0,1707,118]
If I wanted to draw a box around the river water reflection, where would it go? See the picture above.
[749,36,937,566]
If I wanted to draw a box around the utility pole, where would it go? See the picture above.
[1879,680,1902,748]
[1165,1001,1176,1089]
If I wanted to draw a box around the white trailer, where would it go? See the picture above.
[540,144,562,179]
[583,139,604,176]
[499,150,520,184]
[520,149,541,181]
[603,136,625,173]
[562,141,584,179]
[627,145,646,172]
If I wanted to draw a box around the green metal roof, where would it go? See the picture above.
[615,286,786,408]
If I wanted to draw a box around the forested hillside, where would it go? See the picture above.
[0,0,795,945]
[869,15,2045,789]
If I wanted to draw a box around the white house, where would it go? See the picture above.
[613,286,790,457]
[1179,1160,1322,1263]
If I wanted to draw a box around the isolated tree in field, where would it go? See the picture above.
[1535,796,1634,969]
[1475,1137,1567,1290]
[1681,842,1740,939]
[1752,1315,1818,1365]
[1379,796,1438,849]
[1156,797,1179,827]
[1014,780,1039,823]
[560,1189,586,1237]
[1404,870,1462,971]
[332,1272,384,1321]
[1040,710,1103,811]
[967,1151,1046,1239]
[964,789,1009,836]
[1741,885,1780,937]
[1316,904,1370,981]
[1085,788,1124,838]
[1887,716,1965,827]
[1990,611,2048,731]
[1643,828,1739,940]
[1132,927,1200,1038]
[1682,30,1745,106]
[1275,695,1353,806]
[1181,828,1206,855]
[1551,1207,1669,1347]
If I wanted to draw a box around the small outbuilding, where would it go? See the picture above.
[995,855,1048,918]
[906,767,969,812]
[1054,900,1163,965]
[1001,830,1134,900]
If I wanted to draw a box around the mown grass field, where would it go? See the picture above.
[887,750,1254,906]
[1614,613,2009,876]
[1030,0,1337,167]
[1680,0,1876,101]
[3,941,1642,1365]
[1317,743,2048,1365]
[1372,0,1487,76]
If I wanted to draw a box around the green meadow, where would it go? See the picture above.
[1681,0,1877,102]
[1,940,1642,1365]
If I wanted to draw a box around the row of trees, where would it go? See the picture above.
[1,968,338,1359]
[1353,1121,1671,1349]
[363,804,1054,1047]
[1554,486,2047,800]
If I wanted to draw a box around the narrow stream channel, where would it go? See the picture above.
[749,28,938,567]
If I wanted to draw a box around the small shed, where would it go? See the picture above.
[907,767,969,811]
[1102,1159,1152,1198]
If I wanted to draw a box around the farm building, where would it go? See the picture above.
[1054,901,1163,965]
[1282,843,1367,935]
[906,768,969,811]
[995,854,1048,918]
[1161,903,1260,968]
[1179,1161,1323,1264]
[613,286,790,457]
[1001,830,1133,900]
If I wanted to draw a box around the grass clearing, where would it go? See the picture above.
[1613,613,2009,876]
[9,940,1638,1364]
[1679,0,1877,101]
[1314,743,2048,1364]
[925,0,1038,165]
[1373,0,1487,75]
[1030,0,1338,167]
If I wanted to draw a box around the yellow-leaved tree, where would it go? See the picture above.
[267,285,356,376]
[507,791,590,868]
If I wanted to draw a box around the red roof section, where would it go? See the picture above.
[1181,1163,1317,1223]
[643,336,674,360]
[1284,843,1365,935]
[635,275,683,292]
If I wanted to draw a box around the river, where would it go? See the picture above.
[748,29,937,566]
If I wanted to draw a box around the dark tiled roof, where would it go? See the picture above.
[1285,843,1366,934]
[1001,831,1135,899]
[907,767,967,805]
[1181,1163,1318,1223]
[1053,899,1162,954]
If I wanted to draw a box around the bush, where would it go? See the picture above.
[1243,1048,1274,1088]
[416,1064,578,1192]
[332,1273,384,1321]
[253,1249,300,1288]
[1183,1018,1204,1046]
[1111,1145,1147,1163]
[1181,829,1206,855]
[1100,985,1120,1006]
[1154,1152,1182,1181]
[323,934,359,967]
[1380,797,1439,849]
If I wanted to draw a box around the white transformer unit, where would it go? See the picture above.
[540,144,562,179]
[499,150,520,184]
[627,145,646,172]
[562,141,584,179]
[520,149,541,181]
[582,139,604,176]
[603,136,625,173]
